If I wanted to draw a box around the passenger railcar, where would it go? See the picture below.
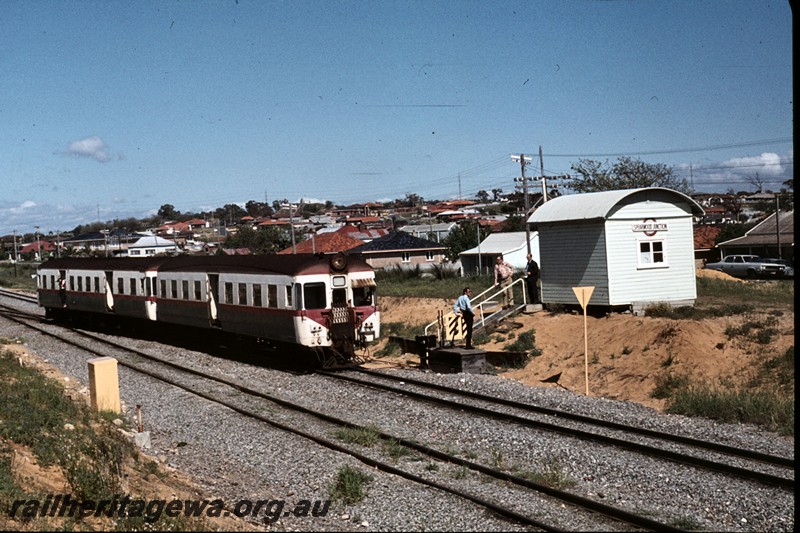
[37,253,379,366]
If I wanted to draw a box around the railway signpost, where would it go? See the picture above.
[572,286,594,396]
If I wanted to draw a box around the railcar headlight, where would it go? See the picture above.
[330,253,347,272]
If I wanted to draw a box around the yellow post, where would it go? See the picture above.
[88,357,121,413]
[571,286,594,396]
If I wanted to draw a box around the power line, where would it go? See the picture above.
[545,137,793,158]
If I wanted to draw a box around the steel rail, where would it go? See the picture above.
[0,305,685,532]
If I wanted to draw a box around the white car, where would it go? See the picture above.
[704,255,786,279]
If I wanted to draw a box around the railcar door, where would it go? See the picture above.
[207,274,220,326]
[103,271,114,312]
[144,272,157,320]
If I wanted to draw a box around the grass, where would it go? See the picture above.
[329,465,373,505]
[0,263,39,291]
[332,425,382,447]
[376,270,493,299]
[666,386,794,435]
[515,456,576,490]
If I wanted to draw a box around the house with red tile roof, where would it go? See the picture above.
[277,232,365,254]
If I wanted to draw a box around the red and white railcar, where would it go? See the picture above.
[37,253,379,365]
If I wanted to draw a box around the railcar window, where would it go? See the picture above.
[77,277,83,292]
[117,278,123,294]
[268,284,277,308]
[285,285,293,308]
[253,284,263,307]
[224,282,233,304]
[145,277,152,297]
[332,288,346,306]
[332,275,346,288]
[130,278,137,296]
[171,280,178,299]
[352,287,373,306]
[85,276,90,291]
[70,276,75,291]
[160,280,166,298]
[49,275,54,290]
[238,283,247,305]
[94,277,100,292]
[304,283,326,310]
[182,280,190,300]
[194,280,202,301]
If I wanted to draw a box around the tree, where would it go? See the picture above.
[499,214,526,233]
[245,200,272,218]
[491,188,503,202]
[442,220,491,262]
[568,157,691,194]
[223,225,291,254]
[476,190,490,203]
[158,204,179,220]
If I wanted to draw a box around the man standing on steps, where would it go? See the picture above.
[524,253,540,304]
[494,255,515,308]
[453,287,474,349]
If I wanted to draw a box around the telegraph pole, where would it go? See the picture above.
[512,153,533,256]
[12,229,18,277]
[539,146,547,202]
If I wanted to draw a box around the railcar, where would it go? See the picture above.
[37,253,380,366]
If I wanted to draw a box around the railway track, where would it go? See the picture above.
[0,297,686,531]
[320,368,794,488]
[1,290,794,530]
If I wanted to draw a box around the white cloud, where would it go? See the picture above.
[66,136,111,162]
[724,152,783,176]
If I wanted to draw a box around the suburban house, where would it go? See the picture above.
[277,232,365,254]
[349,231,447,270]
[126,235,180,256]
[716,210,794,260]
[459,232,540,277]
[399,222,457,243]
[527,188,704,312]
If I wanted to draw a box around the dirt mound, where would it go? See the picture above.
[374,294,794,411]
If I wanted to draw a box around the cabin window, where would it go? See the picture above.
[268,284,278,308]
[159,280,167,298]
[181,280,189,300]
[303,282,327,310]
[253,284,263,307]
[194,280,202,301]
[50,275,55,290]
[353,287,374,307]
[77,277,83,292]
[171,280,178,299]
[94,277,101,292]
[70,276,75,291]
[117,278,123,294]
[401,252,411,263]
[145,277,152,297]
[238,283,248,305]
[130,278,137,296]
[285,285,293,308]
[85,276,90,291]
[637,240,668,269]
[224,282,233,304]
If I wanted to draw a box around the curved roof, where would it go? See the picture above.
[527,188,704,224]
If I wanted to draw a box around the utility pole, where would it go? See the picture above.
[539,146,547,202]
[12,229,18,277]
[512,153,533,256]
[775,194,781,258]
[34,225,40,262]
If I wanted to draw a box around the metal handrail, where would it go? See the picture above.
[424,277,528,343]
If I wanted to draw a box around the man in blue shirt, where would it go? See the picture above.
[454,287,475,349]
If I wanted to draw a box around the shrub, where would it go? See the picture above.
[329,466,373,504]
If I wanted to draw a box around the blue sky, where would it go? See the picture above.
[1,0,793,237]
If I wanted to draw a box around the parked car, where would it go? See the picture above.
[759,258,794,278]
[703,255,786,279]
